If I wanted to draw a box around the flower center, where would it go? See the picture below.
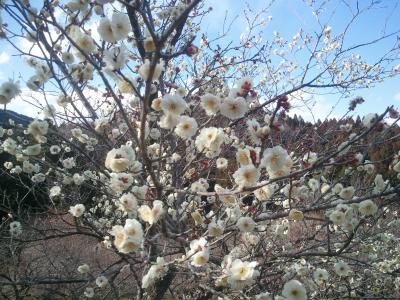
[291,290,299,296]
[169,103,177,111]
[243,171,251,179]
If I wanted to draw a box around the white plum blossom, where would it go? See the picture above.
[313,268,329,283]
[339,186,355,200]
[216,157,228,169]
[200,93,220,115]
[139,59,164,81]
[119,193,138,215]
[282,280,307,300]
[195,127,225,157]
[247,119,269,145]
[220,97,248,120]
[98,13,131,42]
[69,204,85,217]
[49,186,61,198]
[84,287,94,298]
[161,94,187,116]
[236,148,252,166]
[159,113,179,129]
[138,200,164,225]
[362,113,377,127]
[151,97,162,111]
[61,52,74,64]
[215,184,237,206]
[3,161,13,170]
[27,120,49,140]
[132,185,149,200]
[208,220,225,237]
[175,116,198,139]
[255,292,273,300]
[96,276,108,288]
[9,221,22,237]
[308,178,319,192]
[103,45,128,70]
[110,13,131,40]
[23,144,41,156]
[110,219,143,254]
[233,165,260,188]
[105,145,136,172]
[358,199,378,216]
[98,18,116,43]
[2,138,17,155]
[334,261,351,277]
[187,237,209,267]
[261,146,293,178]
[72,29,96,54]
[50,145,61,155]
[303,152,318,165]
[289,209,304,221]
[374,174,388,193]
[227,259,259,289]
[62,157,76,169]
[142,257,168,289]
[333,183,343,194]
[236,216,256,232]
[0,79,21,105]
[254,182,276,201]
[109,173,134,193]
[77,264,90,274]
[329,209,346,226]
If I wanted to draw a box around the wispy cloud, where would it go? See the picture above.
[0,51,10,64]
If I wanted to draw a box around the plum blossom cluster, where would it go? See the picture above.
[110,218,143,254]
[0,79,20,105]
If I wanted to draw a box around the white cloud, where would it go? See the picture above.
[394,92,400,102]
[18,37,48,58]
[0,51,10,64]
[287,93,340,122]
[6,87,110,121]
[87,20,100,43]
[7,99,41,118]
[7,89,52,118]
[53,7,63,20]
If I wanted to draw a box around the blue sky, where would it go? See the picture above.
[0,0,399,121]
